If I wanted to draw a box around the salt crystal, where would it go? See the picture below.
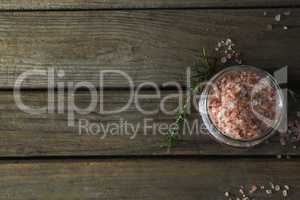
[252,100,258,106]
[226,38,232,45]
[283,26,288,30]
[249,185,257,194]
[282,190,288,197]
[225,192,230,197]
[283,11,291,16]
[218,109,226,120]
[284,185,290,190]
[266,189,272,194]
[275,14,281,22]
[239,189,244,195]
[221,57,227,63]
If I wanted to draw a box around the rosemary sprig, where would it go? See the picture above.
[166,104,188,149]
[192,48,218,84]
[164,48,217,149]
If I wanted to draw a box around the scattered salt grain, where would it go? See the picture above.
[263,11,268,16]
[225,38,232,45]
[284,185,290,190]
[221,57,227,63]
[283,26,288,30]
[275,14,281,22]
[283,11,291,16]
[215,39,242,65]
[266,189,272,195]
[239,189,244,195]
[222,183,292,199]
[249,185,257,194]
[282,190,288,197]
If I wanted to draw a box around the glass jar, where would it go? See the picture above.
[199,65,284,147]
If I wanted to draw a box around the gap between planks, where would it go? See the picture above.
[0,0,299,11]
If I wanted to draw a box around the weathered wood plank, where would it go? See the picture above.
[0,159,299,199]
[0,0,298,10]
[0,9,298,89]
[0,90,297,157]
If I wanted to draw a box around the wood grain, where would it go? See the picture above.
[0,0,298,10]
[0,9,298,89]
[0,90,297,157]
[0,158,299,199]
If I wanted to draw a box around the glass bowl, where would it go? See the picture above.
[199,65,284,147]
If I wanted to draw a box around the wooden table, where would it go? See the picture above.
[0,0,299,199]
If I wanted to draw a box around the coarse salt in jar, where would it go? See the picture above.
[199,65,284,147]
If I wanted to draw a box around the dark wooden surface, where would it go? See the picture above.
[0,159,299,200]
[0,0,299,10]
[0,90,297,156]
[0,0,299,199]
[0,9,299,89]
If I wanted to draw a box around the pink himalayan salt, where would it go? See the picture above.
[208,70,277,140]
